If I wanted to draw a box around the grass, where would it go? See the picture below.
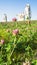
[0,20,37,65]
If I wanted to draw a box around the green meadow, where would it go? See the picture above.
[0,21,37,65]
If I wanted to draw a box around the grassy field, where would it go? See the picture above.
[0,21,37,65]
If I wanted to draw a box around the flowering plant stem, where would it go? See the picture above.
[10,36,17,56]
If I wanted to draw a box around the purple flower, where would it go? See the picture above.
[1,39,4,44]
[12,29,19,35]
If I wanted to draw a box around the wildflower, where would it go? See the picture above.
[1,39,4,44]
[12,18,17,22]
[12,29,19,35]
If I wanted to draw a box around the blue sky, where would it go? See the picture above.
[0,0,37,21]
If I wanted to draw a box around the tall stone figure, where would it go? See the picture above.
[3,14,7,22]
[25,4,31,24]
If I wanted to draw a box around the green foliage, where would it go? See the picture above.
[0,21,37,65]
